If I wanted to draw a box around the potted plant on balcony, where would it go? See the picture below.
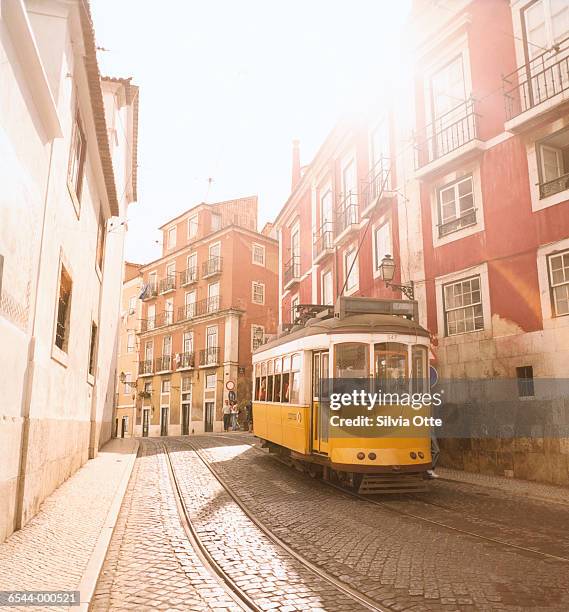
[138,390,151,400]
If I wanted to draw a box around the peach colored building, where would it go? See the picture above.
[135,197,278,436]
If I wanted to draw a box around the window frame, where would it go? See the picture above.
[54,261,73,357]
[67,111,86,216]
[436,174,476,237]
[188,214,198,240]
[343,245,359,295]
[321,269,333,306]
[442,274,484,336]
[547,249,569,316]
[251,324,264,351]
[252,281,265,305]
[373,220,391,276]
[252,243,266,266]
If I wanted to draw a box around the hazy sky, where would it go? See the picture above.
[91,0,412,264]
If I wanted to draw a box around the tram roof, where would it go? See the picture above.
[254,313,430,355]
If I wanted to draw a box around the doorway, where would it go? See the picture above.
[121,416,128,438]
[204,401,214,432]
[312,351,330,454]
[142,409,149,437]
[181,404,190,435]
[160,407,169,436]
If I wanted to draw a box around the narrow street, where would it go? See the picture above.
[91,435,569,611]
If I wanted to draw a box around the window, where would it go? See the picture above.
[252,281,265,305]
[128,296,137,314]
[548,250,569,315]
[123,372,132,395]
[290,225,300,276]
[251,324,264,351]
[259,361,267,400]
[183,331,193,354]
[322,270,333,306]
[166,261,176,279]
[55,264,72,352]
[411,345,428,394]
[443,276,484,335]
[335,343,369,378]
[208,281,220,312]
[290,353,301,404]
[167,227,176,249]
[188,214,198,239]
[144,381,152,395]
[290,295,299,324]
[127,332,135,353]
[254,363,261,401]
[252,243,265,266]
[161,379,171,394]
[209,242,221,259]
[282,355,290,403]
[68,113,86,205]
[206,373,216,388]
[373,222,391,272]
[537,129,569,198]
[96,213,105,271]
[342,158,357,197]
[144,340,153,362]
[149,271,157,292]
[147,304,156,330]
[344,247,359,293]
[374,342,408,395]
[211,213,221,232]
[206,326,218,365]
[88,322,97,376]
[273,358,282,402]
[165,298,174,325]
[437,175,476,236]
[163,335,172,356]
[185,290,196,318]
[516,366,535,398]
[267,360,274,402]
[523,0,569,61]
[430,56,466,121]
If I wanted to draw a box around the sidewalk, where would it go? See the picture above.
[0,437,139,611]
[438,466,569,505]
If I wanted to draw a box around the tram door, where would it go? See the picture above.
[312,351,329,454]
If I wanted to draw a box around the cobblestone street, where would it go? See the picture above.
[90,434,569,611]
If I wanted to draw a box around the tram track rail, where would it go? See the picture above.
[172,437,387,612]
[215,432,569,565]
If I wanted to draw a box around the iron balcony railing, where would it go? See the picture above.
[283,255,300,286]
[180,267,198,286]
[202,256,222,277]
[503,36,569,121]
[313,221,334,260]
[438,208,477,238]
[200,346,220,366]
[361,156,391,212]
[178,351,195,369]
[141,310,173,332]
[539,172,569,199]
[415,98,479,169]
[195,295,220,316]
[141,282,157,301]
[138,359,153,375]
[336,192,359,235]
[177,302,197,322]
[155,355,172,372]
[158,275,176,294]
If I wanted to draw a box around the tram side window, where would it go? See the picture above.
[290,353,301,404]
[374,342,408,395]
[282,355,291,403]
[254,364,261,401]
[334,343,369,378]
[411,345,428,394]
[267,360,274,401]
[259,361,267,401]
[274,358,282,402]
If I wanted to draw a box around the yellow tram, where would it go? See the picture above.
[252,297,433,493]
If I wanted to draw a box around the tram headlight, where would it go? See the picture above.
[368,452,377,460]
[418,451,424,459]
[410,451,417,460]
[357,452,365,460]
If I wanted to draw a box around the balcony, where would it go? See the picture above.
[177,302,197,322]
[313,221,334,264]
[414,99,482,179]
[158,275,176,294]
[195,295,221,316]
[283,255,300,290]
[138,359,153,376]
[360,156,393,219]
[178,351,195,370]
[180,266,198,286]
[334,192,359,245]
[155,355,172,373]
[539,172,569,199]
[438,208,477,238]
[141,282,157,301]
[503,36,569,130]
[199,346,220,367]
[141,310,173,332]
[202,256,222,278]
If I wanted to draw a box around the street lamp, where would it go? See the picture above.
[119,371,138,388]
[379,254,415,301]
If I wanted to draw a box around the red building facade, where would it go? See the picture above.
[275,0,569,483]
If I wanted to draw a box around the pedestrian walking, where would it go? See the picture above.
[426,430,440,479]
[230,403,239,431]
[223,400,231,432]
[245,400,253,432]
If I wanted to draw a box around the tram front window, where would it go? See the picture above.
[374,342,408,395]
[334,343,369,378]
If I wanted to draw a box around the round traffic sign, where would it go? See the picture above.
[226,380,235,391]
